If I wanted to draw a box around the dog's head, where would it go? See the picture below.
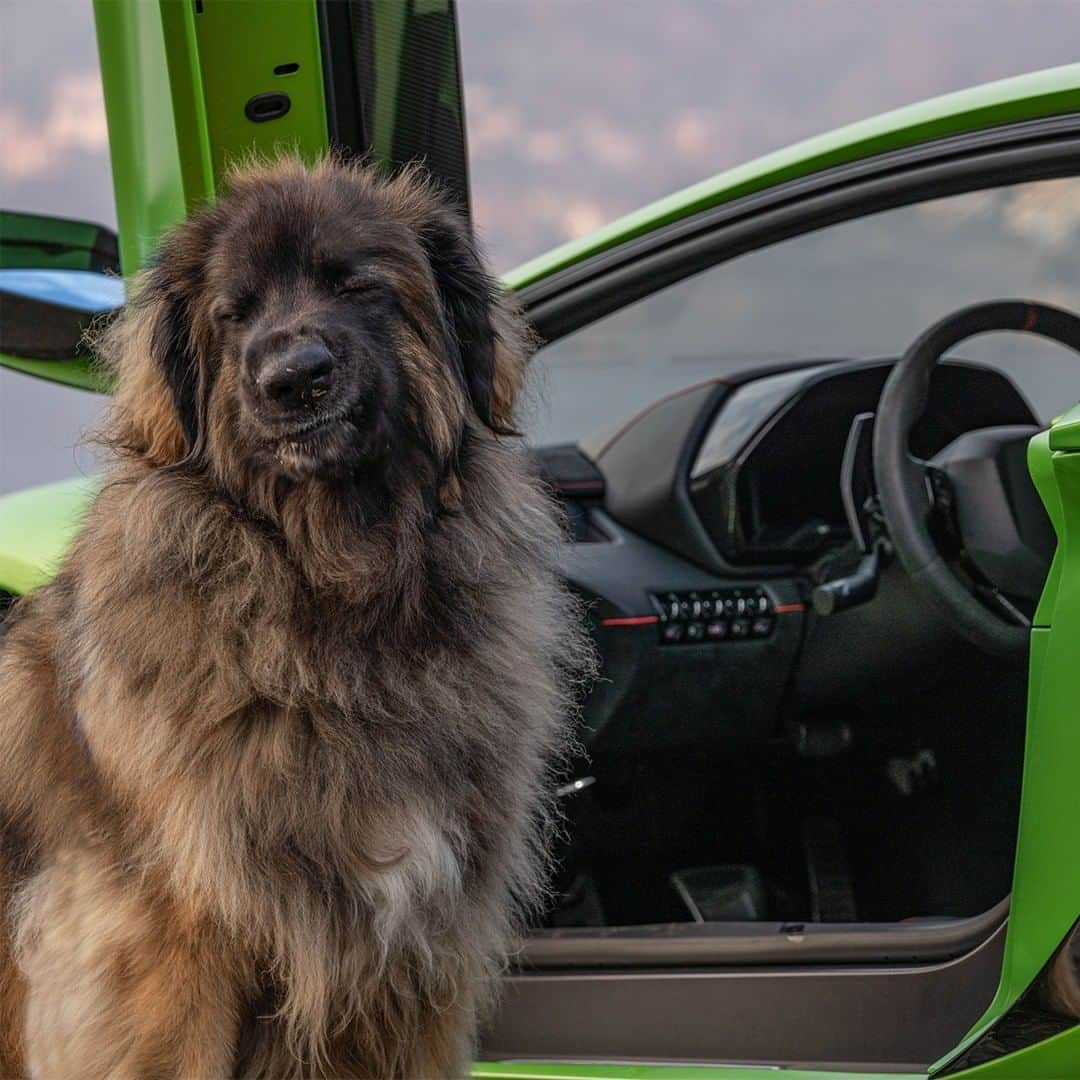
[104,158,528,492]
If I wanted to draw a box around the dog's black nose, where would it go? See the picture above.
[259,343,335,408]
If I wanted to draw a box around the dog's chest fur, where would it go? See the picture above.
[61,468,553,1016]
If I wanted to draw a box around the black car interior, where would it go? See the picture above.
[532,347,1058,934]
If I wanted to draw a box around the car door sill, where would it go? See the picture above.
[523,895,1009,969]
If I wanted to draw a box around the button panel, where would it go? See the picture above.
[649,587,774,645]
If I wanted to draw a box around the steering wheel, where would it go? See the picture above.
[874,301,1080,655]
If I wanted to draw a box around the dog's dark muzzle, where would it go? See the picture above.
[256,342,336,413]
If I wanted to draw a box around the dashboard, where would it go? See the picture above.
[691,362,1038,566]
[535,358,1037,752]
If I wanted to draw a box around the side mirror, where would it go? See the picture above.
[0,211,123,389]
[0,210,119,274]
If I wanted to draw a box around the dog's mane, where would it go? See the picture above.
[0,160,593,1075]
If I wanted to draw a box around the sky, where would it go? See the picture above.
[1,0,1078,493]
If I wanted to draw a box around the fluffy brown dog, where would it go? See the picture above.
[0,158,587,1077]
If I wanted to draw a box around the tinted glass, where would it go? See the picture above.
[524,178,1080,445]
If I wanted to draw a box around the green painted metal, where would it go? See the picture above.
[1029,429,1065,629]
[0,211,114,272]
[474,1025,1072,1079]
[93,0,328,273]
[932,418,1080,1072]
[475,946,1080,1077]
[91,0,188,275]
[1048,400,1080,452]
[158,0,215,211]
[946,1024,1080,1079]
[181,0,328,185]
[504,64,1080,291]
[0,477,98,596]
[0,353,100,392]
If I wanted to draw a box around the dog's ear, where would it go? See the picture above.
[98,265,203,467]
[422,206,524,435]
[148,286,201,452]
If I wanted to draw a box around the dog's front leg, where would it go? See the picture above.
[0,874,28,1079]
[17,845,243,1079]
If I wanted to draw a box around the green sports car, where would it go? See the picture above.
[0,3,1077,1077]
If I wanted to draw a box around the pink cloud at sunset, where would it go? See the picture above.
[0,72,108,180]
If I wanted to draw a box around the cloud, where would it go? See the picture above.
[917,181,1080,254]
[1003,178,1080,252]
[560,200,607,240]
[0,71,108,180]
[670,110,713,161]
[916,189,997,224]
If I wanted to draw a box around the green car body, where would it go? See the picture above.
[0,2,1077,1075]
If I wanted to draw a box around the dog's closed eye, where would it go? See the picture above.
[211,296,255,325]
[335,275,386,298]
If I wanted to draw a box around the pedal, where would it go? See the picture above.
[885,748,938,797]
[547,872,605,928]
[789,717,853,758]
[803,816,857,923]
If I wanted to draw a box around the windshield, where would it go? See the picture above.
[523,177,1080,446]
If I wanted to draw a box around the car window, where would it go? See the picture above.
[523,177,1080,446]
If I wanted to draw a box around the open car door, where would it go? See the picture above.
[0,0,471,388]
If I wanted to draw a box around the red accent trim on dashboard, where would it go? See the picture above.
[599,615,660,628]
[774,603,806,614]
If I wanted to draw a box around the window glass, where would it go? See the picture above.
[524,178,1080,446]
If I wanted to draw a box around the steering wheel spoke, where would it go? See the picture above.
[921,461,964,557]
[873,300,1080,655]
